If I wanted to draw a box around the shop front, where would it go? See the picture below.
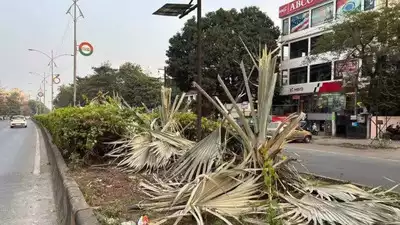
[280,81,345,135]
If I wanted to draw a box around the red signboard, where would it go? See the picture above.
[279,0,328,18]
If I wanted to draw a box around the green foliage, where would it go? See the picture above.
[166,6,279,110]
[313,4,400,114]
[175,112,220,141]
[28,99,49,115]
[6,92,22,115]
[53,62,163,109]
[35,104,136,165]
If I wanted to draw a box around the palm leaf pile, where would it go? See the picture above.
[110,44,400,224]
[106,87,195,173]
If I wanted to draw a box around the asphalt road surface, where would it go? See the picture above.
[286,143,400,191]
[0,120,57,225]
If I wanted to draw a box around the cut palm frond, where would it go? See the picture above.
[107,130,194,173]
[136,169,267,225]
[279,194,400,225]
[304,183,377,202]
[168,127,225,182]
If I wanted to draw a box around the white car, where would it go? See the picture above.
[10,115,27,128]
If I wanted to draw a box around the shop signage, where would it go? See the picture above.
[279,0,328,18]
[281,81,343,95]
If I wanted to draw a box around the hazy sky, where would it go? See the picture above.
[0,0,283,107]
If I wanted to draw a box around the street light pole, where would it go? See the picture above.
[67,0,84,107]
[73,1,78,106]
[50,50,54,110]
[195,0,203,140]
[28,49,72,110]
[43,72,46,110]
[153,0,203,140]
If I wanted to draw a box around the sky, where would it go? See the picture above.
[0,0,284,107]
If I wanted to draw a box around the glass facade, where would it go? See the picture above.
[282,19,289,35]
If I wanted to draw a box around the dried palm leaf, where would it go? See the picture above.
[168,127,225,182]
[107,130,194,173]
[278,194,400,225]
[137,169,267,225]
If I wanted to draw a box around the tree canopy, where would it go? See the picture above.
[166,6,280,104]
[313,4,400,114]
[53,62,163,108]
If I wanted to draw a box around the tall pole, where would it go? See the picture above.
[43,72,46,110]
[196,0,203,140]
[51,50,54,110]
[73,0,78,106]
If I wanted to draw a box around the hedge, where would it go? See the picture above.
[35,104,136,166]
[35,106,219,166]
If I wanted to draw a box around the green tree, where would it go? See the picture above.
[53,85,74,108]
[53,62,162,108]
[166,6,280,107]
[28,99,50,114]
[6,92,22,115]
[313,4,400,115]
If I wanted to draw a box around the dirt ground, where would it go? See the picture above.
[71,167,145,224]
[70,167,206,225]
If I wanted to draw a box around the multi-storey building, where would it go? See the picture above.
[278,0,390,116]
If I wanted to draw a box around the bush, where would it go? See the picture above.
[35,104,135,165]
[175,112,220,141]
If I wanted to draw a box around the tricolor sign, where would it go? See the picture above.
[279,0,328,18]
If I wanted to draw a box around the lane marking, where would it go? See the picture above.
[33,126,41,175]
[286,146,400,163]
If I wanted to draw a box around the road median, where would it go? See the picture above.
[35,120,100,225]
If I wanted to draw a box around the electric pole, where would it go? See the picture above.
[51,50,54,110]
[67,0,84,106]
[43,72,46,110]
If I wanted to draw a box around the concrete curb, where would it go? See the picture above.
[301,172,376,190]
[34,121,100,225]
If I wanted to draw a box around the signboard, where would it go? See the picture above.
[53,74,61,84]
[281,81,342,95]
[290,11,310,33]
[78,42,94,56]
[279,0,328,18]
[311,2,334,27]
[335,59,359,80]
[292,95,301,100]
[336,0,361,17]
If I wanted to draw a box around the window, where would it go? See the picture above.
[289,67,307,85]
[282,70,289,86]
[337,0,361,17]
[282,19,289,35]
[364,0,375,11]
[310,63,332,82]
[290,39,308,59]
[310,35,322,54]
[282,44,289,61]
[311,3,334,27]
[290,11,309,33]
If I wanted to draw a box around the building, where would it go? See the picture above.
[277,0,393,136]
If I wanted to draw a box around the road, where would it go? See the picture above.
[286,143,400,190]
[0,120,57,225]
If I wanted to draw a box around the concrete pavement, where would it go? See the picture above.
[0,120,57,225]
[286,143,400,190]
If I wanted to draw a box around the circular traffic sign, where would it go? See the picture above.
[53,77,61,84]
[78,42,94,56]
[38,92,44,97]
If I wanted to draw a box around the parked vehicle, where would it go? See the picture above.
[383,124,400,140]
[267,121,312,143]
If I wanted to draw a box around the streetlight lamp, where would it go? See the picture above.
[28,49,73,110]
[153,0,203,140]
